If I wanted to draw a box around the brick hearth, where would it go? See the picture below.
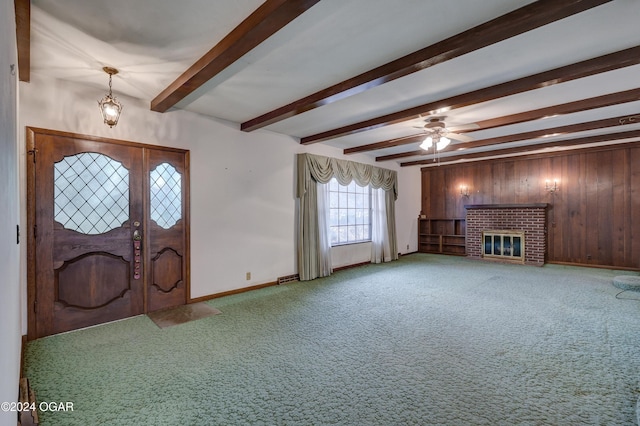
[465,204,548,266]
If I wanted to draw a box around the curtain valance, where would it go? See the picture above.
[297,153,397,200]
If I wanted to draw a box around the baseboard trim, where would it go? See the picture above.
[333,261,371,272]
[189,280,278,304]
[188,257,409,304]
[188,261,376,303]
[547,261,640,272]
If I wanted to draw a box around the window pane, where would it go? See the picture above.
[329,192,339,208]
[347,209,355,225]
[329,209,339,227]
[347,192,355,208]
[330,228,339,245]
[339,209,348,226]
[54,152,129,235]
[150,162,182,229]
[347,226,356,241]
[338,226,348,243]
[339,192,347,208]
[327,177,372,246]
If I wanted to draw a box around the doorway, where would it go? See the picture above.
[27,128,190,339]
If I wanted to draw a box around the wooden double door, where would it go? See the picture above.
[27,128,190,339]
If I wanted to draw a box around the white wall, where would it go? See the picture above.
[397,164,422,253]
[18,73,422,328]
[0,2,22,425]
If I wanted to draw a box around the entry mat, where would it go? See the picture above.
[147,302,221,329]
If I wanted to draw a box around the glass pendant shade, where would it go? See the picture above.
[436,137,451,151]
[98,95,122,127]
[419,136,433,150]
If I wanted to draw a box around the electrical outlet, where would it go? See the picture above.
[406,244,409,250]
[246,272,251,280]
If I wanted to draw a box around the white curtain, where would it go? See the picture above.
[297,153,398,281]
[371,187,392,263]
[316,182,333,277]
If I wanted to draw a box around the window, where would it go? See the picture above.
[54,152,129,235]
[150,162,182,229]
[328,177,371,245]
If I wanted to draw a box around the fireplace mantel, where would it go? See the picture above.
[465,203,548,210]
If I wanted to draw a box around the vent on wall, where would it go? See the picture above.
[277,274,299,285]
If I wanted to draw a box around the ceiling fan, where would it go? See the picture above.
[414,117,475,152]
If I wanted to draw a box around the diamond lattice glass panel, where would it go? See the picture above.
[150,163,182,229]
[54,152,129,234]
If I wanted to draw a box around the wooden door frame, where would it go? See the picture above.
[26,127,191,340]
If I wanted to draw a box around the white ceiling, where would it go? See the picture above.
[29,0,640,167]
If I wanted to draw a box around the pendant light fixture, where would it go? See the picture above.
[98,67,123,128]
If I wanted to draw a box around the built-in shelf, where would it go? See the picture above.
[418,217,466,256]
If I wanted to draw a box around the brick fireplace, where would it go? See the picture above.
[465,204,548,266]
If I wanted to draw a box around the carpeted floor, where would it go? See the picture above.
[24,254,640,425]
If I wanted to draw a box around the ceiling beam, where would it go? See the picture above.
[151,0,320,113]
[400,129,640,167]
[466,87,640,132]
[376,112,640,161]
[14,0,30,82]
[301,45,640,144]
[241,0,612,132]
[344,87,640,155]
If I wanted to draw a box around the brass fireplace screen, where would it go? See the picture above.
[482,230,525,262]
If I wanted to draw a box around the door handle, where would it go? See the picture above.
[133,227,142,279]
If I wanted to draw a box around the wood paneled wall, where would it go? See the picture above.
[420,143,640,269]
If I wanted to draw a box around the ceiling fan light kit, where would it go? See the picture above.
[416,116,472,154]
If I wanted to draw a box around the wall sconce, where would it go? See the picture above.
[460,185,470,197]
[545,179,559,193]
[98,66,123,128]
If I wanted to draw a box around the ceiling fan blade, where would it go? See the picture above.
[448,122,480,132]
[447,132,474,143]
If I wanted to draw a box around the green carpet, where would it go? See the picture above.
[24,254,640,425]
